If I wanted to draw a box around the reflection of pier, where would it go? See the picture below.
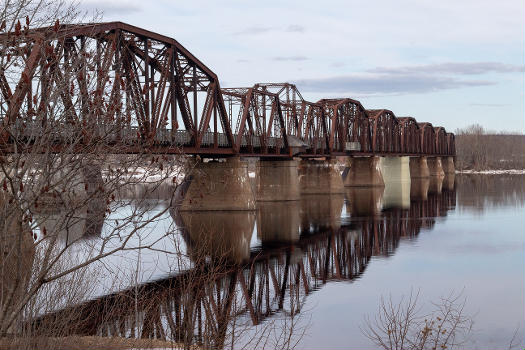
[33,176,456,348]
[32,198,106,244]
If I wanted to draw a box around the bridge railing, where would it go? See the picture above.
[7,118,455,157]
[8,120,290,150]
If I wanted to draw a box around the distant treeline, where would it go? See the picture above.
[455,124,525,170]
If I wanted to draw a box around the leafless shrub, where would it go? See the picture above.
[361,290,473,350]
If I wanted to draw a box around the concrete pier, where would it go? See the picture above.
[380,157,411,209]
[179,157,255,211]
[441,156,455,174]
[81,161,104,197]
[256,159,300,201]
[409,157,430,178]
[427,157,445,177]
[298,159,344,194]
[343,156,384,187]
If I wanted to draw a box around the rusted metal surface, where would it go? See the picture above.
[418,122,436,154]
[366,109,402,153]
[222,86,289,155]
[398,117,420,154]
[0,22,455,157]
[317,98,372,154]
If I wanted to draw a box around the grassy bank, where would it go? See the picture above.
[0,336,188,350]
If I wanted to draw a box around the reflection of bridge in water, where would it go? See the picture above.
[33,175,456,348]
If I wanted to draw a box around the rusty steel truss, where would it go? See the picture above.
[0,22,455,157]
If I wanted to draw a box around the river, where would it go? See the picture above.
[34,174,525,349]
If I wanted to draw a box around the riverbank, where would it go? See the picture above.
[456,169,525,175]
[0,336,188,350]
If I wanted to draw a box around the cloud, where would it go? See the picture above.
[234,24,305,36]
[369,62,525,75]
[78,0,141,14]
[295,74,495,95]
[286,24,305,33]
[273,56,308,61]
[233,26,273,36]
[470,103,508,107]
[294,61,520,95]
[331,62,346,68]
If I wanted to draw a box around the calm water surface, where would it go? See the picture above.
[40,174,525,349]
[300,175,525,349]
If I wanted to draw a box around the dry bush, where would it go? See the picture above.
[361,290,473,350]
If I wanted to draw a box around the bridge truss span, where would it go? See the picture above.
[0,22,455,157]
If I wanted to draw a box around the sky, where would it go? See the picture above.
[78,0,525,133]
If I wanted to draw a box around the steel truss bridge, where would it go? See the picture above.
[1,22,454,157]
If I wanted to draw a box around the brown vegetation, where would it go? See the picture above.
[361,291,473,350]
[0,336,181,350]
[455,124,525,170]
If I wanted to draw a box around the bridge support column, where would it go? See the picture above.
[342,156,384,187]
[441,156,455,174]
[298,159,344,194]
[409,157,430,178]
[179,157,255,211]
[380,157,411,209]
[256,159,300,201]
[427,157,445,177]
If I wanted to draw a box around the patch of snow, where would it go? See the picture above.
[248,171,255,178]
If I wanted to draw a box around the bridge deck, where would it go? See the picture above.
[5,122,452,157]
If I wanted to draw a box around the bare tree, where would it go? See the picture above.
[0,0,192,342]
[455,124,525,170]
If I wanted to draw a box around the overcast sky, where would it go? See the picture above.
[78,0,525,133]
